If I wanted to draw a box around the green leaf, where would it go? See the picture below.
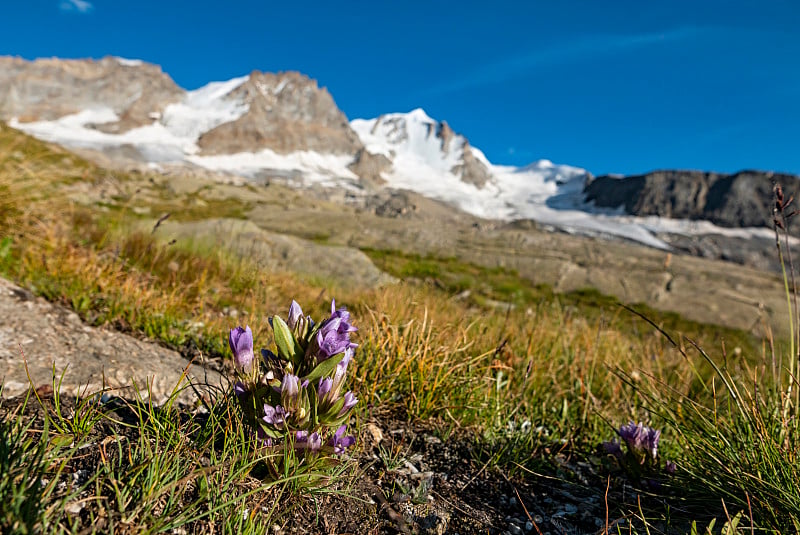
[259,424,282,439]
[271,315,303,366]
[303,352,345,383]
[319,397,346,424]
[50,434,73,447]
[307,383,319,428]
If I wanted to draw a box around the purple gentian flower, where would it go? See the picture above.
[287,300,304,330]
[318,377,333,399]
[328,425,355,455]
[329,299,357,334]
[263,404,286,427]
[233,381,248,398]
[229,326,255,373]
[320,348,352,404]
[315,301,358,361]
[281,374,300,398]
[618,421,661,459]
[255,426,273,447]
[295,430,323,451]
[309,432,323,451]
[339,391,358,416]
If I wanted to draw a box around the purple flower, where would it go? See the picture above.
[318,377,333,398]
[281,374,300,398]
[233,381,248,398]
[263,404,286,427]
[329,299,357,334]
[295,430,323,451]
[322,348,352,405]
[618,421,661,459]
[328,425,355,455]
[229,326,255,374]
[315,301,358,361]
[665,460,677,474]
[256,426,273,447]
[339,391,358,416]
[288,300,304,330]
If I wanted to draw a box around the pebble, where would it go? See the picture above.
[508,523,523,535]
[64,501,84,515]
[509,496,518,506]
[525,520,534,531]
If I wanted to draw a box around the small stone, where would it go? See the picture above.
[424,434,442,444]
[508,523,523,535]
[525,520,534,531]
[65,501,83,515]
[366,423,384,444]
[509,496,518,506]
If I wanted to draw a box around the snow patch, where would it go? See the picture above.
[114,57,144,67]
[161,76,249,145]
[187,150,358,187]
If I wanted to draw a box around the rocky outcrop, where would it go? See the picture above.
[348,148,391,187]
[197,71,363,155]
[0,56,183,131]
[453,144,492,188]
[584,170,800,232]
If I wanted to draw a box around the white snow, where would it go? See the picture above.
[9,75,250,160]
[114,57,144,67]
[187,150,359,187]
[5,97,781,251]
[160,76,249,148]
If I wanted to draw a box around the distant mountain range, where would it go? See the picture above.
[1,55,797,248]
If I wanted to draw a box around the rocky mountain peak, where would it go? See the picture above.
[0,55,183,132]
[196,70,364,155]
[351,109,493,188]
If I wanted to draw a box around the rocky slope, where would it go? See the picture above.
[584,170,800,233]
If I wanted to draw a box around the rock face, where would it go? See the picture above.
[348,148,391,187]
[453,142,493,188]
[196,71,364,155]
[0,56,183,132]
[584,170,800,231]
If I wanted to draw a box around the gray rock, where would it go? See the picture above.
[0,276,222,404]
[0,56,183,131]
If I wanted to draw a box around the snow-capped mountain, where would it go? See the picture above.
[2,55,790,251]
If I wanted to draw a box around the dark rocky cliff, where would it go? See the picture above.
[584,170,800,232]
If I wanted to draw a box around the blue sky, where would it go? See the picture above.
[3,1,800,175]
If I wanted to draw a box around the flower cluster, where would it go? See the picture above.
[228,300,357,456]
[602,421,675,478]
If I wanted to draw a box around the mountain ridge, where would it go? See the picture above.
[2,54,797,251]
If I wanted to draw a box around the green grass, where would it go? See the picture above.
[2,123,800,531]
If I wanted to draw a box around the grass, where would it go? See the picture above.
[1,124,799,531]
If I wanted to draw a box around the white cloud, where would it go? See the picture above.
[59,0,93,13]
